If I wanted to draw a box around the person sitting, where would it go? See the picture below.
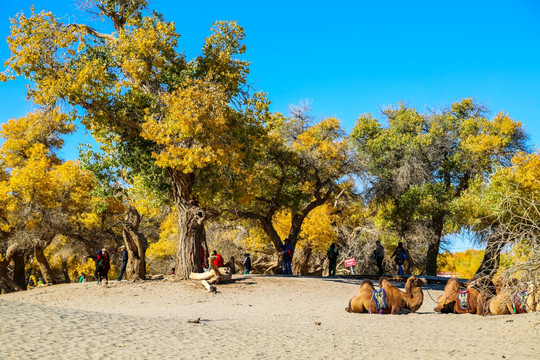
[211,250,224,268]
[27,272,37,289]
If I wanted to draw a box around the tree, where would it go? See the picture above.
[351,99,527,275]
[457,151,540,280]
[0,108,116,287]
[229,104,357,272]
[3,1,269,279]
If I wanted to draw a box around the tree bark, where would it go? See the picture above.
[0,258,24,294]
[475,232,503,278]
[296,244,313,276]
[12,250,26,289]
[122,206,147,280]
[169,169,205,280]
[61,257,71,283]
[425,214,444,276]
[34,246,54,284]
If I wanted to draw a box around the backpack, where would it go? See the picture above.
[28,277,35,287]
[286,249,293,260]
[395,250,406,265]
[327,249,337,261]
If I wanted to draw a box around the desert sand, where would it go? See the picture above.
[1,275,539,359]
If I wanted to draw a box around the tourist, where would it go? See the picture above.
[392,242,407,275]
[201,245,207,271]
[327,243,338,276]
[101,249,111,285]
[374,240,385,275]
[116,245,128,281]
[27,271,37,289]
[211,250,224,267]
[242,253,252,274]
[88,250,103,284]
[279,238,293,275]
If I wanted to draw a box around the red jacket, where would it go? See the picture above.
[213,254,224,267]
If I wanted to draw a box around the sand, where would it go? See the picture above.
[1,275,539,359]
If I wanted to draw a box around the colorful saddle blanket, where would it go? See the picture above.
[513,291,529,313]
[372,288,388,312]
[457,290,471,311]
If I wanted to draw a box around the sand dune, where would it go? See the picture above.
[1,275,539,359]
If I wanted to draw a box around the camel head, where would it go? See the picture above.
[404,276,427,293]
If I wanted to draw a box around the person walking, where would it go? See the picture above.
[279,238,293,275]
[242,253,252,274]
[392,242,407,275]
[327,243,338,276]
[374,240,385,275]
[116,245,128,281]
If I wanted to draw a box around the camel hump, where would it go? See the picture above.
[361,279,374,287]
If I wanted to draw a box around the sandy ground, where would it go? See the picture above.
[1,275,539,360]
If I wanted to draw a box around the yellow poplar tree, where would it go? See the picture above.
[0,108,103,287]
[3,1,270,279]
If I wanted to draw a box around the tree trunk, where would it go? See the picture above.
[169,169,205,280]
[61,257,71,283]
[0,258,23,294]
[34,246,54,284]
[12,250,26,289]
[425,214,444,276]
[296,244,313,276]
[122,206,147,280]
[475,232,503,278]
[175,204,205,279]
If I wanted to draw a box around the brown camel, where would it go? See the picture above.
[345,279,376,313]
[434,278,461,313]
[488,279,539,315]
[345,276,427,314]
[435,277,491,315]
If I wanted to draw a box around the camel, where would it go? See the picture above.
[528,282,540,312]
[435,277,491,315]
[345,279,377,313]
[434,278,461,313]
[345,276,427,314]
[488,279,540,315]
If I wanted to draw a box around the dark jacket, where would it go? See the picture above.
[243,255,252,271]
[279,243,293,261]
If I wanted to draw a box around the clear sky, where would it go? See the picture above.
[1,1,539,251]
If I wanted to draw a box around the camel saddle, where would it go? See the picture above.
[513,291,528,313]
[457,290,471,311]
[372,288,388,313]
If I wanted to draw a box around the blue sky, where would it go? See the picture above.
[1,1,539,251]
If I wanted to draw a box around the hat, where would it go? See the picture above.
[120,245,126,249]
[102,248,107,252]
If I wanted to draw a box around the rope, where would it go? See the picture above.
[426,288,439,304]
